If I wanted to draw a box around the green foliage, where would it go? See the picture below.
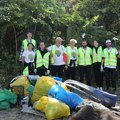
[0,0,120,86]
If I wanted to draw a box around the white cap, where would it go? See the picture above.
[70,39,77,43]
[106,40,111,44]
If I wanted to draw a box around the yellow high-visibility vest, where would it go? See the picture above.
[36,50,50,69]
[78,47,92,66]
[23,66,29,75]
[66,46,78,64]
[51,45,64,64]
[104,48,117,67]
[93,46,102,63]
[23,39,36,50]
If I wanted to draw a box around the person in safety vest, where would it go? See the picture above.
[92,40,103,90]
[102,40,119,91]
[19,31,36,62]
[47,37,65,78]
[22,43,35,75]
[78,40,92,86]
[35,42,50,76]
[65,39,78,80]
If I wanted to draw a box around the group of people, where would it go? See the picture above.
[19,31,119,91]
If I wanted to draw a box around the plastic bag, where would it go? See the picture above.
[48,85,84,109]
[45,100,70,120]
[51,76,62,82]
[0,89,17,110]
[2,89,17,104]
[31,76,56,103]
[0,89,17,104]
[0,101,10,110]
[34,96,70,120]
[27,85,34,97]
[60,83,70,91]
[10,76,30,96]
[0,90,6,102]
[34,96,58,112]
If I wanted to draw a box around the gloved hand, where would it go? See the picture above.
[65,65,68,70]
[34,69,37,73]
[100,65,104,72]
[47,70,50,74]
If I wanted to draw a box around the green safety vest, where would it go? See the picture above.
[78,47,92,66]
[36,50,50,69]
[22,39,36,50]
[66,46,78,64]
[23,66,29,75]
[51,45,64,64]
[93,46,102,63]
[104,48,117,67]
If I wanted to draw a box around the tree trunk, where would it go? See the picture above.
[13,25,17,64]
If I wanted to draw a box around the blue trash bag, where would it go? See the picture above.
[48,84,84,109]
[51,76,62,82]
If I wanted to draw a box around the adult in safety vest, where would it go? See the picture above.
[65,39,78,80]
[22,43,35,75]
[78,40,92,86]
[102,40,119,91]
[92,40,103,90]
[35,42,50,76]
[47,37,65,78]
[19,31,36,62]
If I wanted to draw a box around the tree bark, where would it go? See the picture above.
[13,25,17,64]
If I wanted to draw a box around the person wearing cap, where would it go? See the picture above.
[19,31,37,62]
[65,39,78,80]
[78,40,92,86]
[92,40,103,90]
[47,37,66,78]
[101,40,118,91]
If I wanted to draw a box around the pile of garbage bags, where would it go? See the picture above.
[1,75,120,120]
[9,76,84,120]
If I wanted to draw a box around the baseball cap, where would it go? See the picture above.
[106,40,111,44]
[70,39,77,43]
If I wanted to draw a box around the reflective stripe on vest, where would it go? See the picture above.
[104,48,117,67]
[36,50,50,69]
[66,46,78,64]
[51,45,64,64]
[78,47,92,66]
[23,39,36,50]
[93,46,102,63]
[23,66,29,75]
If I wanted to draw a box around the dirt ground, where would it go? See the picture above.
[0,81,120,120]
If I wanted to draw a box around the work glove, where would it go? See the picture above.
[34,69,37,74]
[47,70,50,74]
[100,65,104,72]
[65,65,68,70]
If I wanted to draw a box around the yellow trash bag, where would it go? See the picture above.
[31,76,56,103]
[34,96,56,112]
[60,83,70,91]
[34,96,70,120]
[10,76,30,96]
